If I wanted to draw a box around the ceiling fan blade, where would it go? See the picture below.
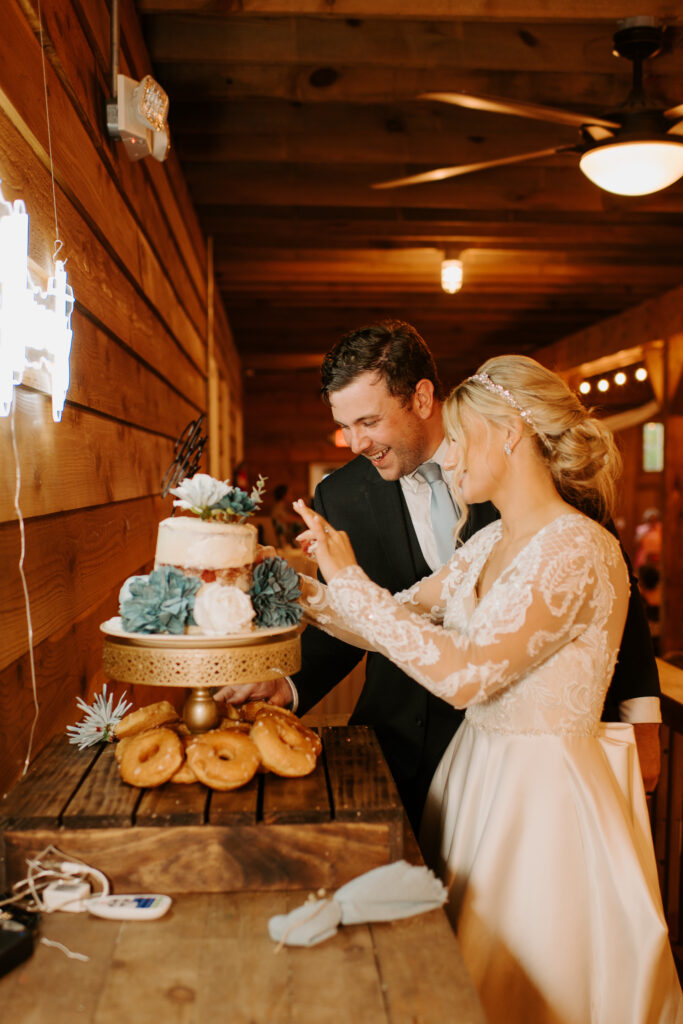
[419,91,620,131]
[372,145,577,190]
[664,102,683,121]
[583,125,616,142]
[667,120,683,137]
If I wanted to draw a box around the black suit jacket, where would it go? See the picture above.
[292,454,660,829]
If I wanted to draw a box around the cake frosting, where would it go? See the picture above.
[155,516,257,591]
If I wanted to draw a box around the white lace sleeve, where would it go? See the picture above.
[299,543,470,648]
[305,523,625,709]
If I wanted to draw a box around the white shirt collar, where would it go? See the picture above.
[402,436,449,493]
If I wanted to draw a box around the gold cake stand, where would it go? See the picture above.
[101,621,301,733]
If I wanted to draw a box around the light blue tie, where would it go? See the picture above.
[418,462,458,564]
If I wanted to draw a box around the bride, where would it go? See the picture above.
[294,355,683,1024]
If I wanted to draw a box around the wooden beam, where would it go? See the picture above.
[535,284,683,372]
[137,2,682,25]
[144,16,674,75]
[181,160,683,211]
[171,99,579,166]
[156,64,678,109]
[195,209,683,253]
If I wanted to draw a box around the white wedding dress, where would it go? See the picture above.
[301,512,683,1024]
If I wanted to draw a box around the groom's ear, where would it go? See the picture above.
[412,378,435,419]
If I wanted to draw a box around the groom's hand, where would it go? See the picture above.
[633,722,661,793]
[214,677,293,708]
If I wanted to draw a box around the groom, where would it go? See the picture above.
[220,320,661,830]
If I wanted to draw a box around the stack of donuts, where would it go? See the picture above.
[113,699,322,791]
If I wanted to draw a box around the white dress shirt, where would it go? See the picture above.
[400,438,455,573]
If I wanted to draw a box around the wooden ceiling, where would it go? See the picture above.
[136,2,683,391]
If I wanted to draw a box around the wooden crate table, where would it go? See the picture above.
[1,726,404,894]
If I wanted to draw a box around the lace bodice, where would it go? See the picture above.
[301,513,629,736]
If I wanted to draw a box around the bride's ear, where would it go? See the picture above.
[504,420,524,456]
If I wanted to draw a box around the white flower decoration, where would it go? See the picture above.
[66,685,133,749]
[119,574,148,605]
[193,582,256,635]
[170,473,230,514]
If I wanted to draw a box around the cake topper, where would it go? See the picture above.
[161,414,207,497]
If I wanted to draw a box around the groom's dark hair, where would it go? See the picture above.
[321,319,444,406]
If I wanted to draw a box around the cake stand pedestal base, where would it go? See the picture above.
[183,687,220,732]
[102,631,301,734]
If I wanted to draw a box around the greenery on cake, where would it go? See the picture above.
[119,566,201,634]
[250,557,303,628]
[170,472,266,523]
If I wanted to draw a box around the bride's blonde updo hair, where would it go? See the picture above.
[444,354,622,529]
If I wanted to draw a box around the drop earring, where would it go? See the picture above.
[504,441,512,456]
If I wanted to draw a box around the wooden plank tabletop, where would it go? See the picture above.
[0,891,486,1024]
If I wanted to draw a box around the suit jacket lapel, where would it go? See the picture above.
[363,470,430,591]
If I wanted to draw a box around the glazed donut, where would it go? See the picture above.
[168,733,199,784]
[169,756,198,784]
[219,718,252,734]
[220,704,243,721]
[115,700,179,739]
[250,715,319,777]
[253,709,322,757]
[238,700,292,723]
[119,727,184,787]
[186,729,260,790]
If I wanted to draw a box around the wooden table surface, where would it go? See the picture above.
[0,890,486,1023]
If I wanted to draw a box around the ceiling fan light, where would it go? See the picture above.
[579,139,683,195]
[441,258,463,294]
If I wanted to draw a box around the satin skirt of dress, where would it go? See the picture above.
[419,720,683,1024]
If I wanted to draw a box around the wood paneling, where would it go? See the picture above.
[0,0,241,796]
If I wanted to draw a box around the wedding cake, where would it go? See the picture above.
[155,516,257,592]
[114,472,303,637]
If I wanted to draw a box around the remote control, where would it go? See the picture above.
[84,894,172,921]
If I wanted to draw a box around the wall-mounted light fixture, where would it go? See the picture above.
[106,74,170,162]
[0,183,74,421]
[105,0,170,162]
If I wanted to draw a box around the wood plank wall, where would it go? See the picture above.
[0,0,241,796]
[537,290,683,659]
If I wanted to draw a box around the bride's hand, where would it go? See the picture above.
[293,500,357,582]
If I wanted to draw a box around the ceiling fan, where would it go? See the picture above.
[373,16,683,197]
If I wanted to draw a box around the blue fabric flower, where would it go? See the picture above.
[119,567,201,634]
[249,557,303,628]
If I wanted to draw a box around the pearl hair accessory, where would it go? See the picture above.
[468,372,538,431]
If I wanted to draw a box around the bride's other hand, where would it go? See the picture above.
[293,500,357,582]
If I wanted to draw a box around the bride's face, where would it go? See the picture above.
[444,406,506,504]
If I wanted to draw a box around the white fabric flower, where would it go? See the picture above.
[119,575,148,605]
[170,473,230,514]
[193,582,255,635]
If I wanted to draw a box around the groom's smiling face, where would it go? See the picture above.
[329,371,436,481]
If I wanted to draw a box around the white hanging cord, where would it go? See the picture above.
[16,0,66,776]
[37,0,63,259]
[11,402,39,777]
